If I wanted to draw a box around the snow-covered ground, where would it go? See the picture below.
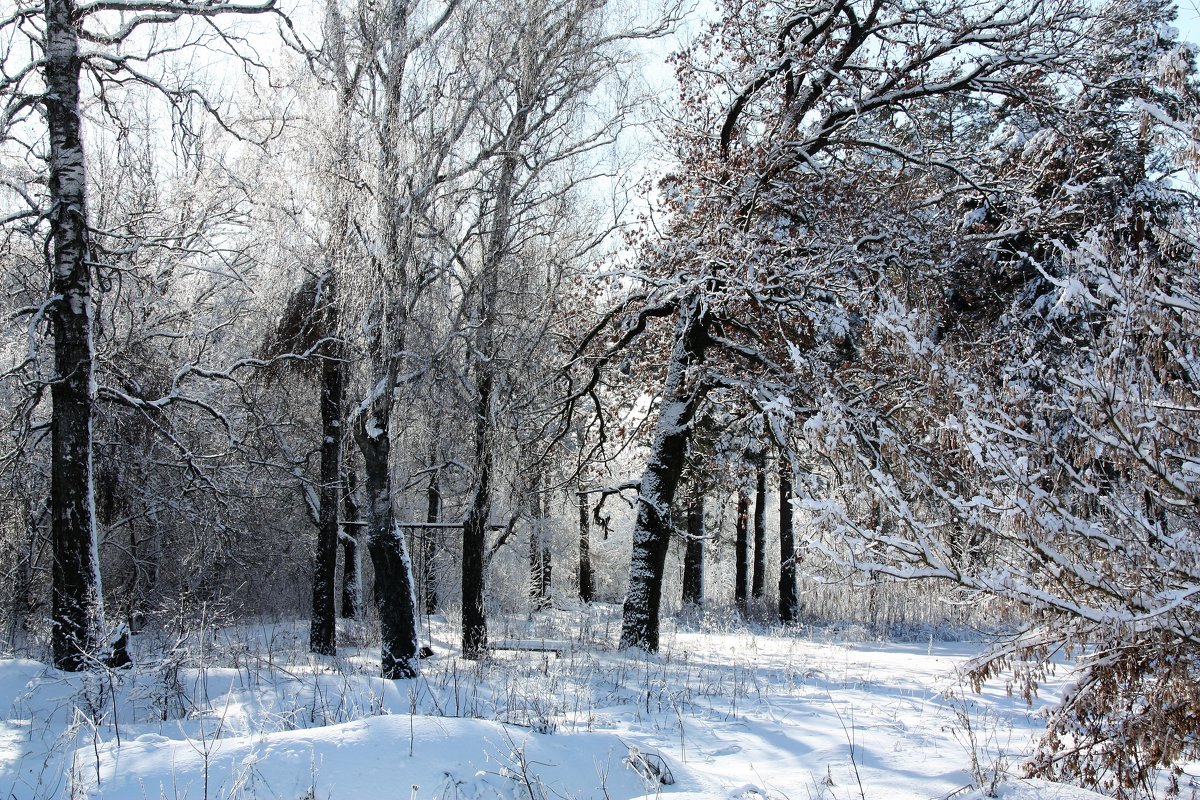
[0,606,1119,799]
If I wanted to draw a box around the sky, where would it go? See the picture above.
[1178,1,1200,43]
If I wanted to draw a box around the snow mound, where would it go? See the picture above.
[71,715,690,799]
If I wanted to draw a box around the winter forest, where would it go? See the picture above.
[1,0,1198,796]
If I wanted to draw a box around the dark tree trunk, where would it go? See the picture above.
[340,470,361,619]
[577,489,594,603]
[45,0,103,672]
[461,371,491,659]
[423,469,440,615]
[751,459,767,601]
[529,480,551,611]
[461,105,527,659]
[339,534,358,619]
[619,308,710,652]
[681,494,704,607]
[310,351,343,655]
[734,489,750,613]
[355,410,419,679]
[778,456,799,624]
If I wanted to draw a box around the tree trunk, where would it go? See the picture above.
[339,533,359,619]
[682,493,704,607]
[461,103,528,659]
[734,489,750,613]
[619,307,710,652]
[310,351,343,655]
[45,0,103,672]
[577,489,594,603]
[461,371,491,659]
[529,479,551,611]
[751,459,767,601]
[423,468,440,615]
[355,410,419,679]
[340,470,361,619]
[778,456,799,624]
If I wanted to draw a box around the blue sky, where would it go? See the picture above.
[1179,1,1200,42]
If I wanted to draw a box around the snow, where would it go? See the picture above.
[80,716,656,800]
[0,611,1124,800]
[964,780,1119,800]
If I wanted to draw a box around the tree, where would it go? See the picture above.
[681,491,703,607]
[752,457,767,602]
[1,0,277,668]
[300,0,474,678]
[421,463,441,616]
[798,2,1200,792]
[452,0,673,657]
[528,474,553,611]
[734,488,750,612]
[265,271,343,655]
[628,0,1200,789]
[777,452,797,624]
[610,0,1086,652]
[577,486,594,602]
[341,471,363,619]
[43,0,101,672]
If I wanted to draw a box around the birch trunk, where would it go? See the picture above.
[45,0,103,672]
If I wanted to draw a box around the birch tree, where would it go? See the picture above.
[1,0,278,669]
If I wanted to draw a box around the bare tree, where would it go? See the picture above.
[340,0,469,678]
[2,0,279,668]
[451,0,674,657]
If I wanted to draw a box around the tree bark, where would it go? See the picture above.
[619,307,710,652]
[577,489,594,603]
[751,458,767,601]
[682,493,704,607]
[355,410,419,679]
[778,455,799,624]
[340,469,361,619]
[310,347,343,655]
[45,0,103,672]
[461,371,491,659]
[423,468,440,615]
[734,489,750,613]
[339,533,359,619]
